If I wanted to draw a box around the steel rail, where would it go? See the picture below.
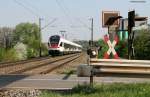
[40,54,81,74]
[0,56,51,68]
[9,54,80,74]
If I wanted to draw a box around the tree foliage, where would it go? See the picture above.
[134,29,150,60]
[13,23,40,58]
[116,40,128,58]
[14,23,39,45]
[98,39,108,58]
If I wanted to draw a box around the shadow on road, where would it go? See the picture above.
[0,75,29,89]
[62,70,75,80]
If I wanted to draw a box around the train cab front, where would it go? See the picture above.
[48,35,61,56]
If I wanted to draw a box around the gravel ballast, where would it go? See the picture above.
[0,89,41,97]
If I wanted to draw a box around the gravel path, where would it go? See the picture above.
[0,89,41,97]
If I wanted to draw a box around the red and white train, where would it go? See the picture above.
[48,35,82,56]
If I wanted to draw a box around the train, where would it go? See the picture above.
[48,35,82,56]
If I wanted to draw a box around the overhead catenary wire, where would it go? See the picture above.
[14,0,54,19]
[19,0,40,14]
[76,18,91,30]
[41,18,58,30]
[55,0,75,27]
[55,0,92,41]
[55,0,93,31]
[129,0,146,3]
[19,0,55,20]
[14,0,96,36]
[14,0,58,30]
[16,0,91,30]
[13,0,40,17]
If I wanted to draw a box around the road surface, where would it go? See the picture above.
[0,74,150,90]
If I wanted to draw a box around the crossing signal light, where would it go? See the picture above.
[128,11,135,28]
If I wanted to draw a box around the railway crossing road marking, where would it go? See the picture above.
[104,35,119,59]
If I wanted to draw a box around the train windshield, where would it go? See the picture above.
[50,35,60,44]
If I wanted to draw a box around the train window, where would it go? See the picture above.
[60,42,63,47]
[64,43,72,49]
[50,36,60,43]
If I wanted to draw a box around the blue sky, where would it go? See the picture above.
[0,0,149,42]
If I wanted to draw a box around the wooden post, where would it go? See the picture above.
[90,70,93,86]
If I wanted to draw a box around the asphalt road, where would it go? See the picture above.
[0,74,150,90]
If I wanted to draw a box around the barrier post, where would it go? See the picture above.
[90,70,94,86]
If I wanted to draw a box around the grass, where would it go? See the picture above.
[40,83,150,97]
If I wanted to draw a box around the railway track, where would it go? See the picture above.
[0,56,51,68]
[39,54,81,74]
[0,53,81,75]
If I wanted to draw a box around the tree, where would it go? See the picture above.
[14,23,40,58]
[0,27,14,48]
[14,23,39,44]
[134,29,150,60]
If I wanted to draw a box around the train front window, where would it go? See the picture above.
[50,36,60,44]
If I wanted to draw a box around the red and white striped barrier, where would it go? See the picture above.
[104,35,119,59]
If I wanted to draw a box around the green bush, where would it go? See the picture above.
[134,30,150,60]
[26,43,48,58]
[98,39,108,59]
[116,40,128,59]
[0,48,5,61]
[27,47,34,58]
[2,48,18,62]
[41,43,48,56]
[27,47,39,58]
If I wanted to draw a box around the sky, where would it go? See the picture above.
[0,0,149,42]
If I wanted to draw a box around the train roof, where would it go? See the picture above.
[60,38,82,48]
[49,35,82,48]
